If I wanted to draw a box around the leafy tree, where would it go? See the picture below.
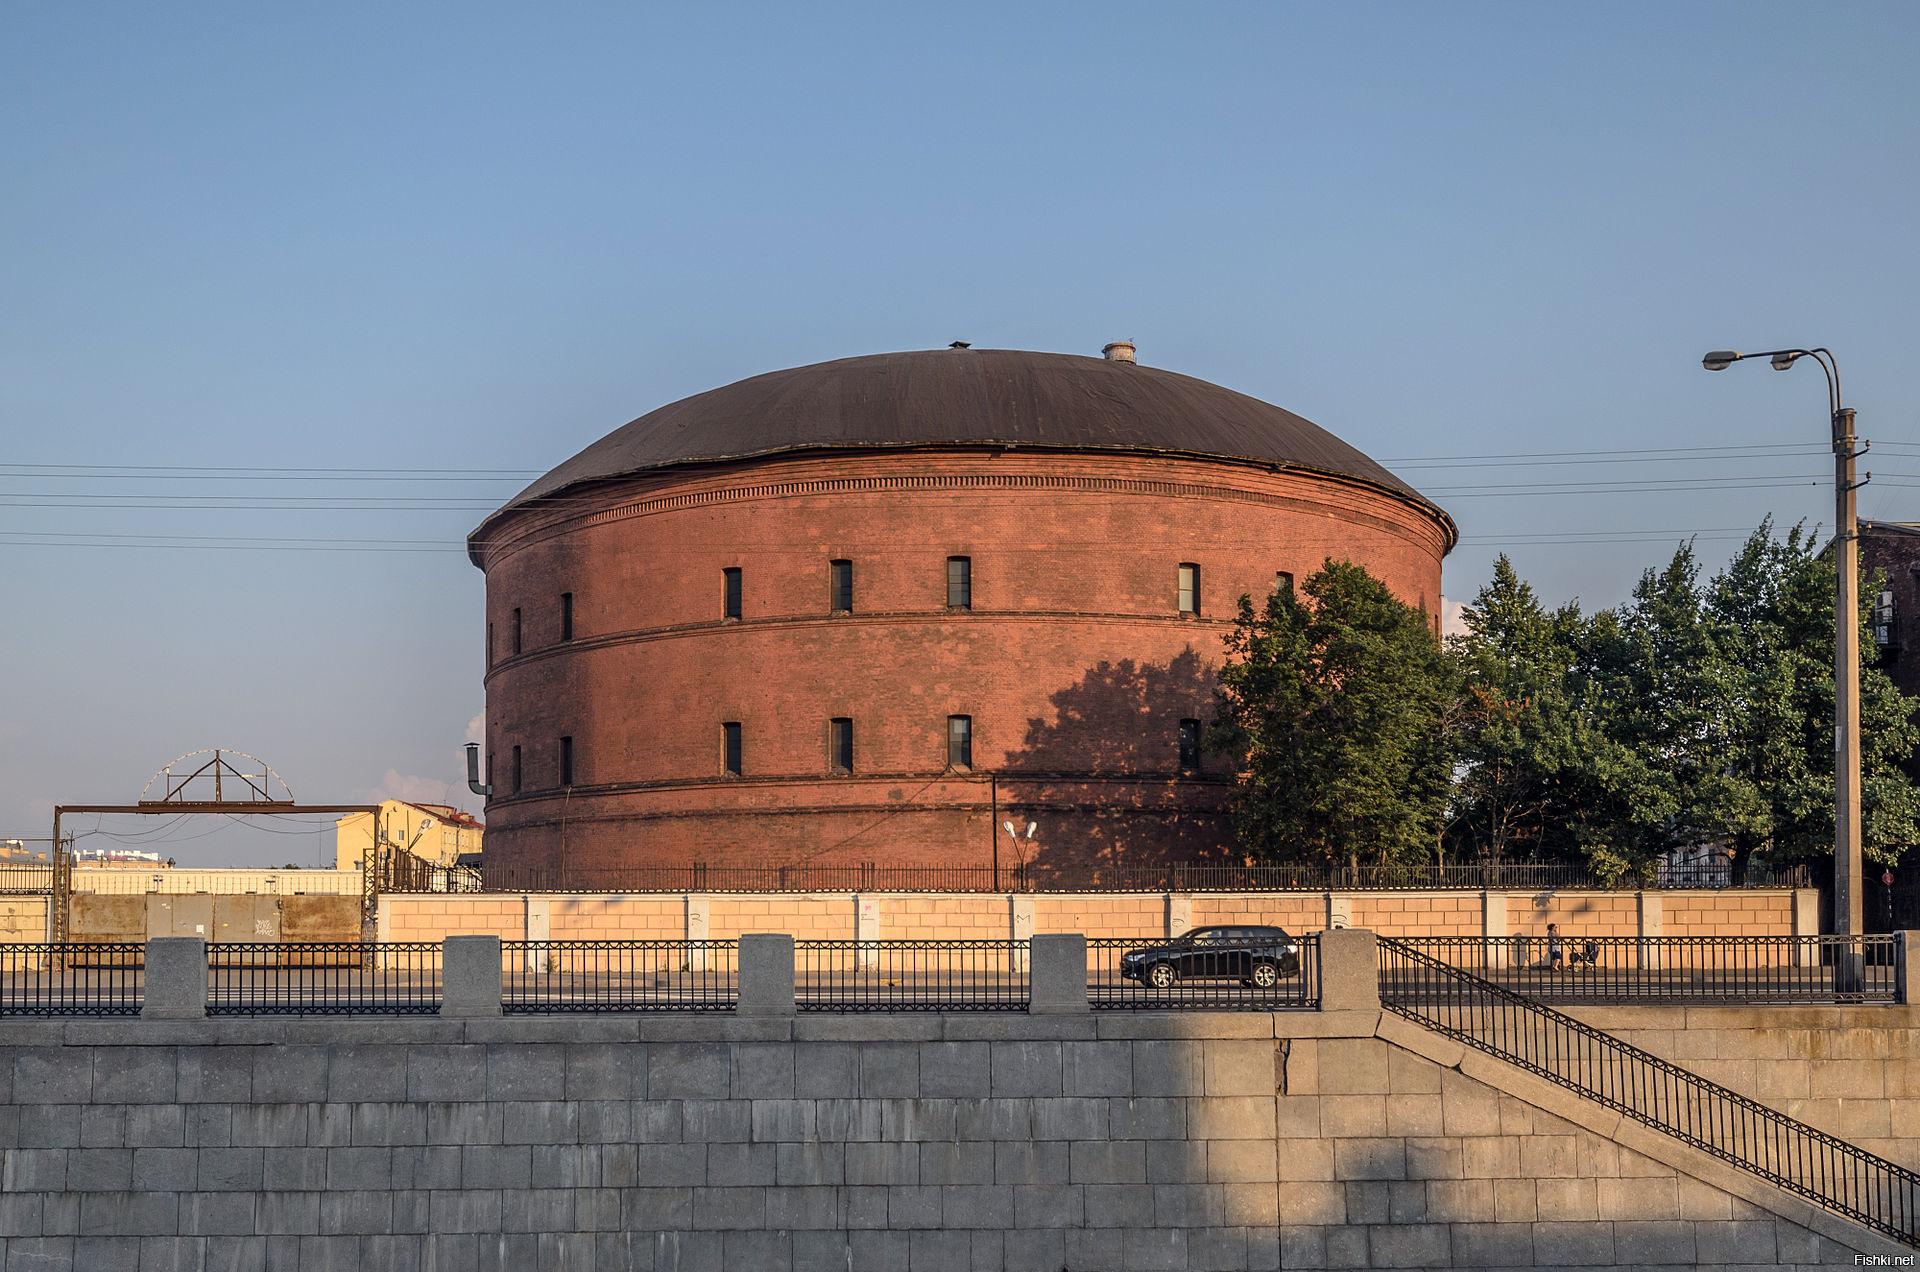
[1209,559,1454,869]
[1446,556,1660,881]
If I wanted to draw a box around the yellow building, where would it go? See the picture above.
[334,801,483,872]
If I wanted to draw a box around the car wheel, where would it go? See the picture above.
[1249,961,1279,989]
[1147,962,1178,989]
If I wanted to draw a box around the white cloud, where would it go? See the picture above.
[1439,596,1470,638]
[465,713,484,744]
[368,770,452,806]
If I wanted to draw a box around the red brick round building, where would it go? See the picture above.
[468,347,1454,880]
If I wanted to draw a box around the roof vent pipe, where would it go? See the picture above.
[1102,340,1136,364]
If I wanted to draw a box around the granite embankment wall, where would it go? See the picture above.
[1567,1003,1920,1173]
[0,942,1895,1270]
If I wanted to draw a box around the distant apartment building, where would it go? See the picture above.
[334,800,483,871]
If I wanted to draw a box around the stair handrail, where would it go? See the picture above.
[1378,935,1920,1245]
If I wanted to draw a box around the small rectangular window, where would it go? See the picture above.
[511,745,522,795]
[560,592,574,642]
[723,568,743,620]
[485,751,494,791]
[512,608,523,655]
[830,717,853,773]
[947,556,971,609]
[723,722,742,777]
[559,736,574,787]
[947,715,973,769]
[830,559,853,613]
[487,622,495,667]
[1179,718,1200,770]
[1178,563,1200,615]
[1275,571,1294,596]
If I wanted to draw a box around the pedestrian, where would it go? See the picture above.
[1546,922,1564,971]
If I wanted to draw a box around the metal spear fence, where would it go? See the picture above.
[795,940,1028,1012]
[502,940,736,1012]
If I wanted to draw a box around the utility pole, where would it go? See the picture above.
[1834,403,1863,940]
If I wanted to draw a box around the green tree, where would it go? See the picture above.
[1209,559,1454,869]
[1446,556,1660,881]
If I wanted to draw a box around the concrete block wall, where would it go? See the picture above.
[375,888,1808,947]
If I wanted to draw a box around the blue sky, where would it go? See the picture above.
[3,3,1917,861]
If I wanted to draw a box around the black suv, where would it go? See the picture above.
[1119,925,1301,989]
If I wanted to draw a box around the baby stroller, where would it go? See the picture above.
[1567,940,1600,967]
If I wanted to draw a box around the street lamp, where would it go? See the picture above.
[1702,347,1866,951]
[1002,820,1037,890]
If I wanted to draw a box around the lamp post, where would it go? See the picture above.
[1702,348,1865,953]
[1002,819,1037,891]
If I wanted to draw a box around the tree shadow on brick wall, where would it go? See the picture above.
[995,647,1234,878]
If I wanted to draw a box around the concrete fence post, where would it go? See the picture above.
[1900,931,1918,1005]
[1637,891,1664,971]
[441,935,503,1018]
[737,933,796,1017]
[1028,933,1089,1014]
[1481,891,1509,970]
[141,936,207,1020]
[1317,927,1380,1013]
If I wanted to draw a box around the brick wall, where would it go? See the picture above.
[477,448,1448,874]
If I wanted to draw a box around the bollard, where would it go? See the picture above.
[441,935,504,1018]
[1028,933,1089,1015]
[737,933,796,1017]
[142,937,208,1020]
[1317,928,1380,1013]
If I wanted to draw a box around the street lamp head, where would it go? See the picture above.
[1024,822,1037,839]
[1702,351,1741,372]
[1770,351,1801,371]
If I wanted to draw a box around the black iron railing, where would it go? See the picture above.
[0,943,143,1016]
[1088,934,1319,1011]
[794,940,1028,1012]
[206,943,441,1015]
[421,859,1814,895]
[1386,934,1900,1005]
[502,940,736,1012]
[1379,937,1920,1245]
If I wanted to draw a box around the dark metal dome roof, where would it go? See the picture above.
[474,348,1451,546]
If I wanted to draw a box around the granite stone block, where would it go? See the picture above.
[886,1184,942,1229]
[990,1041,1061,1098]
[621,1187,692,1230]
[67,1149,134,1192]
[908,1229,971,1272]
[129,1148,196,1192]
[844,1141,917,1187]
[764,1185,839,1229]
[919,1042,992,1098]
[690,1186,764,1230]
[500,1187,572,1234]
[406,1046,487,1103]
[460,1144,532,1190]
[261,1147,326,1191]
[776,1141,844,1186]
[706,1142,776,1187]
[483,1044,563,1102]
[16,1050,92,1103]
[324,1046,408,1103]
[729,1043,794,1099]
[678,1099,749,1142]
[316,1190,393,1236]
[647,1044,730,1099]
[249,1048,326,1104]
[4,1149,67,1193]
[918,1141,995,1186]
